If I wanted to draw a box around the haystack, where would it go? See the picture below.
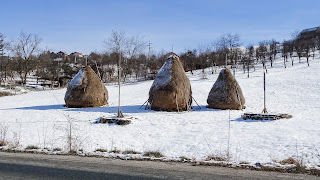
[207,68,245,110]
[64,66,108,108]
[148,54,192,111]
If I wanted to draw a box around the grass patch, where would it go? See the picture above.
[95,148,108,152]
[144,151,163,158]
[25,145,39,150]
[122,150,141,154]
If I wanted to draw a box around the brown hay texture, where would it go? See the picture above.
[207,68,245,110]
[64,66,108,108]
[149,55,192,111]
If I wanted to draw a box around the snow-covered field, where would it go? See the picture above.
[0,55,320,167]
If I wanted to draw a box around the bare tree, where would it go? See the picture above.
[12,31,42,85]
[105,30,146,118]
[268,39,278,67]
[256,41,268,72]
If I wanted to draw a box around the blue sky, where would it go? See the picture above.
[1,0,320,54]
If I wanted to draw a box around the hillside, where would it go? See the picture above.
[0,54,320,168]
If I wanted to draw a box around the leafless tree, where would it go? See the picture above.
[12,31,42,84]
[105,30,146,118]
[268,39,278,67]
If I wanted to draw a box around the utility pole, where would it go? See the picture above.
[147,41,151,61]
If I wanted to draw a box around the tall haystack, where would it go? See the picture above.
[65,66,108,108]
[207,68,245,110]
[149,55,192,111]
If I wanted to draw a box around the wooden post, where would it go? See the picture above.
[262,68,268,113]
[117,52,123,118]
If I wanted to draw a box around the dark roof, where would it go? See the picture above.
[300,26,320,34]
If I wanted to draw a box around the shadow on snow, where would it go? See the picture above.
[9,104,225,114]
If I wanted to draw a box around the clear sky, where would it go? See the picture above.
[1,0,320,55]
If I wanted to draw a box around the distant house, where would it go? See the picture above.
[70,52,84,63]
[57,51,68,58]
[299,26,320,40]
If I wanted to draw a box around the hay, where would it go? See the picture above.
[64,66,108,108]
[207,68,245,110]
[149,55,192,111]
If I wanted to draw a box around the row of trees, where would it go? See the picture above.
[1,29,319,87]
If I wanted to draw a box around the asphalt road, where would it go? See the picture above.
[0,152,318,180]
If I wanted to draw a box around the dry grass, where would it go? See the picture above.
[0,91,12,97]
[110,148,120,153]
[205,155,228,162]
[95,148,107,152]
[279,157,297,165]
[0,140,7,146]
[144,151,163,158]
[53,147,62,151]
[25,145,39,150]
[122,150,141,154]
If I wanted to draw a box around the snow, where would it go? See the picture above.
[150,56,172,89]
[67,69,87,89]
[0,54,320,167]
[64,69,87,99]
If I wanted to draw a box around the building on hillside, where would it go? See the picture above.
[299,26,320,40]
[70,52,84,63]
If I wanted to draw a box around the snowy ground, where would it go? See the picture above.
[0,55,320,167]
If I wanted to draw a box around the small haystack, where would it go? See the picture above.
[65,66,108,108]
[207,68,245,110]
[148,54,192,111]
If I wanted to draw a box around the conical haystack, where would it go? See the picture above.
[149,55,192,111]
[207,68,245,110]
[65,66,108,108]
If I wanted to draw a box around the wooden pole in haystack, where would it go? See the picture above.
[117,52,124,118]
[262,67,268,114]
